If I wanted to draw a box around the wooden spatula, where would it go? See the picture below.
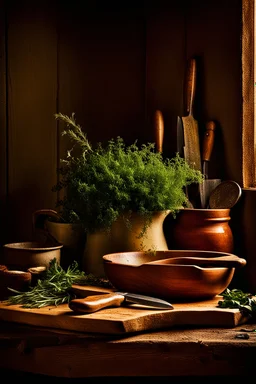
[182,58,201,172]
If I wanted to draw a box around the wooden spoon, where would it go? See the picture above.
[147,255,246,268]
[208,180,242,209]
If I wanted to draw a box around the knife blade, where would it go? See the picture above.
[69,292,174,313]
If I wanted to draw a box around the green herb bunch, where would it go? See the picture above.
[218,288,256,317]
[7,258,112,308]
[53,113,204,234]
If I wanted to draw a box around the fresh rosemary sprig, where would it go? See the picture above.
[7,279,74,308]
[218,288,256,316]
[6,258,112,309]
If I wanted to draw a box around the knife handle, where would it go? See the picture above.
[154,110,164,153]
[202,121,216,162]
[185,58,196,116]
[69,293,125,313]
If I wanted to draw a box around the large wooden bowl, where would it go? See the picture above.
[103,250,246,301]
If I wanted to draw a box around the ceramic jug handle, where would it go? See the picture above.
[32,209,63,245]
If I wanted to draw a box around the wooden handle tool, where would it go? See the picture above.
[185,58,197,116]
[202,120,216,178]
[154,110,164,153]
[183,58,201,170]
[69,293,126,313]
[199,120,221,208]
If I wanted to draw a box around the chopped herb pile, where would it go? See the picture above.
[6,258,112,308]
[218,288,256,317]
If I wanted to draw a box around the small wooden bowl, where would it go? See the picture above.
[0,266,32,300]
[3,241,63,271]
[103,250,246,301]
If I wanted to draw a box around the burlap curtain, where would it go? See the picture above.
[242,0,255,187]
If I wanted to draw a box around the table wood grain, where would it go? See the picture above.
[0,320,255,379]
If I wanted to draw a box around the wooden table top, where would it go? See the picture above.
[0,320,255,379]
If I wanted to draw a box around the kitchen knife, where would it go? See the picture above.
[199,121,221,208]
[154,110,164,153]
[69,292,174,313]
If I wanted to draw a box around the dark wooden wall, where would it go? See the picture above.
[0,0,242,243]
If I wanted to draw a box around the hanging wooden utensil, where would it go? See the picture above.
[182,57,201,172]
[199,121,221,208]
[154,110,164,153]
[209,180,242,209]
[180,58,202,208]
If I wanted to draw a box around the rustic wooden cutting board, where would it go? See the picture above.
[0,285,249,335]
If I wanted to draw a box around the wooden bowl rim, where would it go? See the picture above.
[3,241,63,251]
[103,255,233,271]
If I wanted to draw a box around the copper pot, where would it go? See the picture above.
[169,208,234,253]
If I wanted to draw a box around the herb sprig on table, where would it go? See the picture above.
[218,288,256,317]
[6,258,112,308]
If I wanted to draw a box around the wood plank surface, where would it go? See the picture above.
[0,285,249,335]
[1,320,256,378]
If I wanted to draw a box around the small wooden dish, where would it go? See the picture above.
[0,266,32,300]
[103,250,246,301]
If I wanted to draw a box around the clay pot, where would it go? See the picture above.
[169,208,234,253]
[83,210,170,277]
